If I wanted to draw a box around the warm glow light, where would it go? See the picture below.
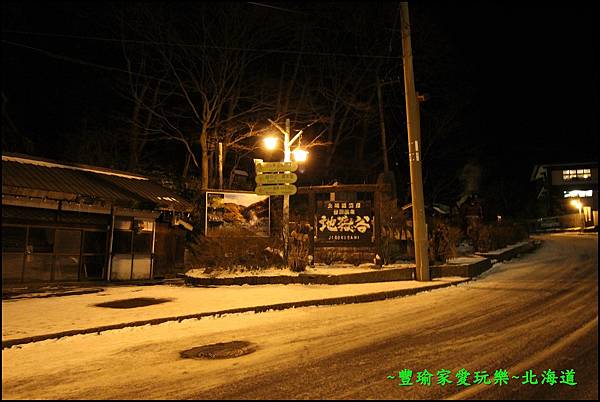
[263,137,278,150]
[570,199,582,210]
[292,148,308,162]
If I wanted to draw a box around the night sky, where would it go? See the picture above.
[2,2,598,218]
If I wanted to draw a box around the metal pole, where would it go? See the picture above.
[106,206,116,281]
[376,76,390,173]
[283,118,291,266]
[400,2,430,281]
[218,142,223,189]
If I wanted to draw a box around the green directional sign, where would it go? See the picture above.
[255,161,298,173]
[255,184,297,196]
[255,172,297,185]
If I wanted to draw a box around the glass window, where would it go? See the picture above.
[113,230,132,254]
[83,231,107,254]
[54,230,81,254]
[563,168,592,180]
[27,228,55,253]
[133,232,153,254]
[134,220,154,233]
[54,256,80,281]
[175,233,185,264]
[82,255,105,280]
[23,254,53,281]
[2,227,26,252]
[2,253,24,282]
[115,218,133,231]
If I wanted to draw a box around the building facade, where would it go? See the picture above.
[531,161,598,227]
[2,153,193,284]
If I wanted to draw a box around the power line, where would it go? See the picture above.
[246,2,310,15]
[2,29,403,60]
[1,39,170,83]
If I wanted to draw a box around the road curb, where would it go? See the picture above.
[182,267,416,286]
[182,240,541,287]
[1,278,470,350]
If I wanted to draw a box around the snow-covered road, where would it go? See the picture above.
[2,233,597,400]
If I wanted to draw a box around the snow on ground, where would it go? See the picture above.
[186,262,414,278]
[2,236,598,400]
[475,240,530,256]
[2,277,464,342]
[445,255,488,264]
[2,234,596,400]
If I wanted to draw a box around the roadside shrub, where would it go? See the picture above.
[428,223,460,264]
[289,222,311,272]
[474,221,529,252]
[187,233,284,270]
[475,225,493,252]
[380,202,411,264]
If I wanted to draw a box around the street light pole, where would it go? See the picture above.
[400,2,430,281]
[265,118,306,267]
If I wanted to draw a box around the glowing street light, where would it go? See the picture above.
[570,199,584,230]
[263,136,278,150]
[292,148,308,162]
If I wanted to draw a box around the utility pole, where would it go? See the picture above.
[282,118,291,265]
[400,2,430,281]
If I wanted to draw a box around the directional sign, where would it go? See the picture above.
[255,161,298,173]
[255,172,297,185]
[255,184,297,196]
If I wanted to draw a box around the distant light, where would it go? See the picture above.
[263,137,278,150]
[563,189,592,198]
[292,148,308,162]
[570,199,582,210]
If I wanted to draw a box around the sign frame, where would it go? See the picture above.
[255,184,297,196]
[205,190,271,237]
[255,172,298,185]
[255,161,298,173]
[315,199,374,246]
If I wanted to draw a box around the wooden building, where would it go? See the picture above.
[2,153,194,284]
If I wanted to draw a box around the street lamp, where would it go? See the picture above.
[265,119,308,163]
[264,118,308,266]
[570,199,584,231]
[292,148,308,162]
[263,136,278,150]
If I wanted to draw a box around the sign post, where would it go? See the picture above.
[255,118,306,266]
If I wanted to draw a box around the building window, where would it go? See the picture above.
[82,231,107,280]
[2,226,26,252]
[113,230,133,254]
[2,225,107,283]
[27,228,55,253]
[563,190,593,198]
[563,169,591,181]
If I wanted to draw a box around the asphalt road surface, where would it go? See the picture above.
[2,233,597,400]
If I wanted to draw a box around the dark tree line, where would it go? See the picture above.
[2,2,476,206]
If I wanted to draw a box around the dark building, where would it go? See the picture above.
[531,161,598,228]
[2,153,194,284]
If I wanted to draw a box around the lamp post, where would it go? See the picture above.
[265,118,308,265]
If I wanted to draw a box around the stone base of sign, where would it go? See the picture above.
[314,246,377,266]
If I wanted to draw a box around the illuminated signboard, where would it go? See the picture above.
[315,199,373,244]
[205,192,270,237]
